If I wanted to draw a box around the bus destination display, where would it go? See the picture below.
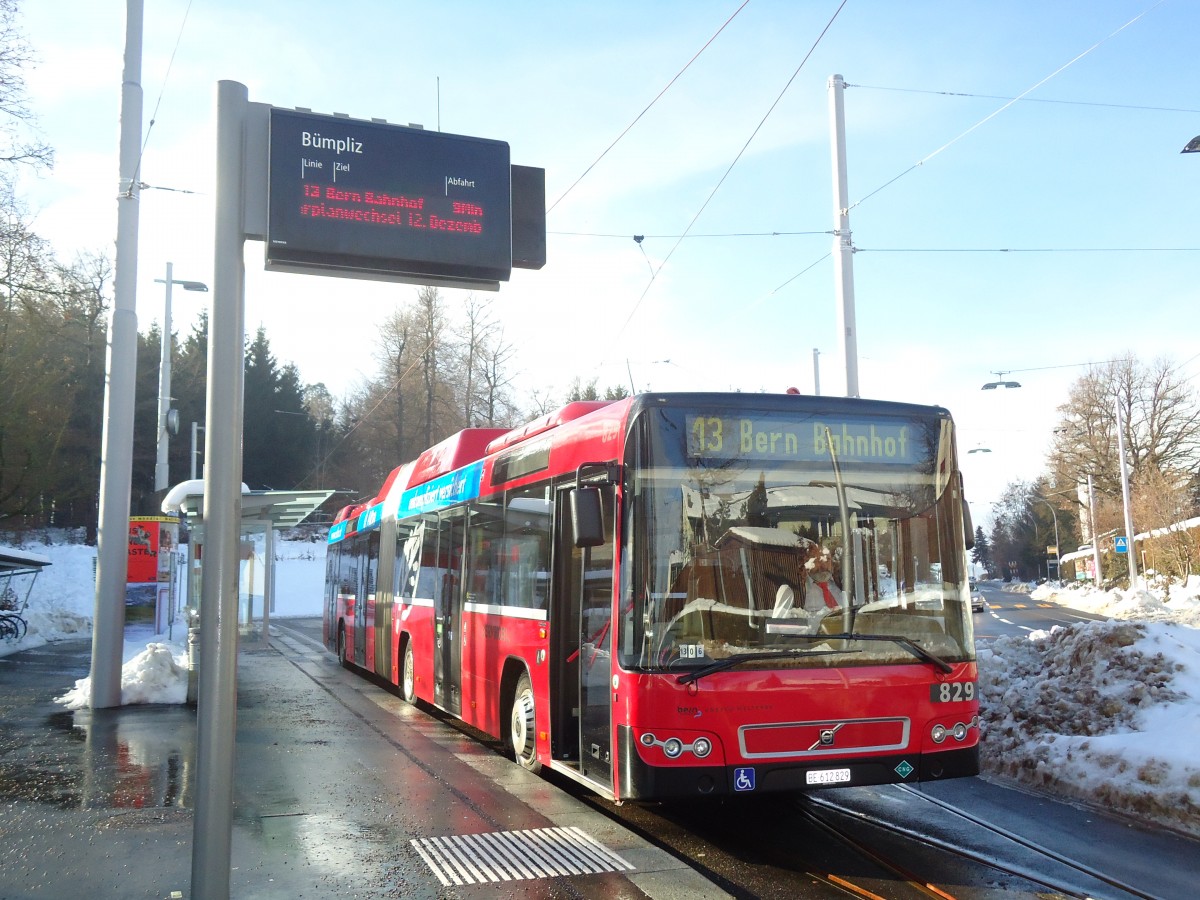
[685,413,920,464]
[267,108,512,283]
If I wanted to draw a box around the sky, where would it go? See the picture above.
[11,0,1200,518]
[3,535,1198,840]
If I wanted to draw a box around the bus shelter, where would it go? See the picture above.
[1,546,51,630]
[162,481,333,701]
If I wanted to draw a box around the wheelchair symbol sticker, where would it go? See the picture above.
[734,767,756,791]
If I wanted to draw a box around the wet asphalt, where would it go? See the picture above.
[0,625,725,899]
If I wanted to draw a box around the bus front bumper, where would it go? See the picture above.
[616,725,980,800]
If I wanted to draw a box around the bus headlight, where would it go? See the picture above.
[931,724,947,744]
[952,722,968,741]
[638,731,717,760]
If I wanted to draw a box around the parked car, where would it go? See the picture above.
[969,578,985,613]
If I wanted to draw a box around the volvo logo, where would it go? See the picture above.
[808,723,845,751]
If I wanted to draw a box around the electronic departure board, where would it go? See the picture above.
[266,109,512,283]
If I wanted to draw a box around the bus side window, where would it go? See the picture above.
[505,485,551,610]
[465,500,505,604]
[417,513,441,601]
[396,523,422,602]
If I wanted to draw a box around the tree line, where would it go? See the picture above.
[0,246,552,532]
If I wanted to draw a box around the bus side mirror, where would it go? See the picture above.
[962,500,974,550]
[570,487,604,548]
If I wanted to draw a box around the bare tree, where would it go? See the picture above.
[455,294,521,428]
[413,285,457,447]
[1134,467,1196,582]
[1050,354,1200,515]
[475,330,521,427]
[377,307,413,460]
[457,294,487,425]
[0,0,53,177]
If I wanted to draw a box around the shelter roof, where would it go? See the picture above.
[162,480,334,529]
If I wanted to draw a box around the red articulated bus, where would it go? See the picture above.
[324,392,981,801]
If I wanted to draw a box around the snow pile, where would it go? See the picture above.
[977,620,1200,835]
[55,641,189,709]
[978,577,1200,837]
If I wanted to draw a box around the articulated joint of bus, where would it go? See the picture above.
[615,725,980,800]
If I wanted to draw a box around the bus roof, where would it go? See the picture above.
[408,428,510,490]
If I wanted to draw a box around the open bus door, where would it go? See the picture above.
[555,477,616,790]
[433,510,466,715]
[353,533,377,666]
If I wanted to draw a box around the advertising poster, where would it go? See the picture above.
[126,516,180,627]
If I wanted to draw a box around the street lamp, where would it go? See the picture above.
[190,422,206,480]
[1182,135,1200,153]
[154,262,208,492]
[981,371,1021,390]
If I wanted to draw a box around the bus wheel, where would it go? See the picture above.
[509,673,541,773]
[401,641,417,704]
[337,624,348,668]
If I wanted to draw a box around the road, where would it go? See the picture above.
[971,578,1107,640]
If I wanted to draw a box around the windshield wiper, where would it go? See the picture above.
[820,632,954,673]
[674,632,953,684]
[675,647,844,685]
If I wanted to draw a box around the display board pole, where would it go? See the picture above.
[191,79,248,900]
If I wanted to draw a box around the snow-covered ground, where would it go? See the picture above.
[0,533,326,705]
[2,534,1198,837]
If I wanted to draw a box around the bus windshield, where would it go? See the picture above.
[620,402,974,672]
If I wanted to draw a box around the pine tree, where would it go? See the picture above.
[971,526,992,577]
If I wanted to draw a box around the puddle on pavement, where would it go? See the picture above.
[0,705,195,811]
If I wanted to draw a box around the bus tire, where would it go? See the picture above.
[400,640,417,704]
[337,623,348,668]
[509,672,541,773]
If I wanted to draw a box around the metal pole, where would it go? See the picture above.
[1088,474,1103,585]
[812,348,821,396]
[192,79,248,900]
[1114,397,1140,590]
[90,0,143,709]
[828,74,859,399]
[191,421,200,480]
[261,524,273,647]
[155,263,173,492]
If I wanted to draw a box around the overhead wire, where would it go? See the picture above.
[846,0,1167,213]
[611,0,850,344]
[844,83,1200,116]
[545,0,751,216]
[549,229,831,239]
[129,0,196,196]
[858,246,1199,253]
[746,1,1173,305]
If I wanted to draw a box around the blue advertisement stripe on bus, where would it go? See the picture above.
[357,503,384,533]
[398,461,483,518]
